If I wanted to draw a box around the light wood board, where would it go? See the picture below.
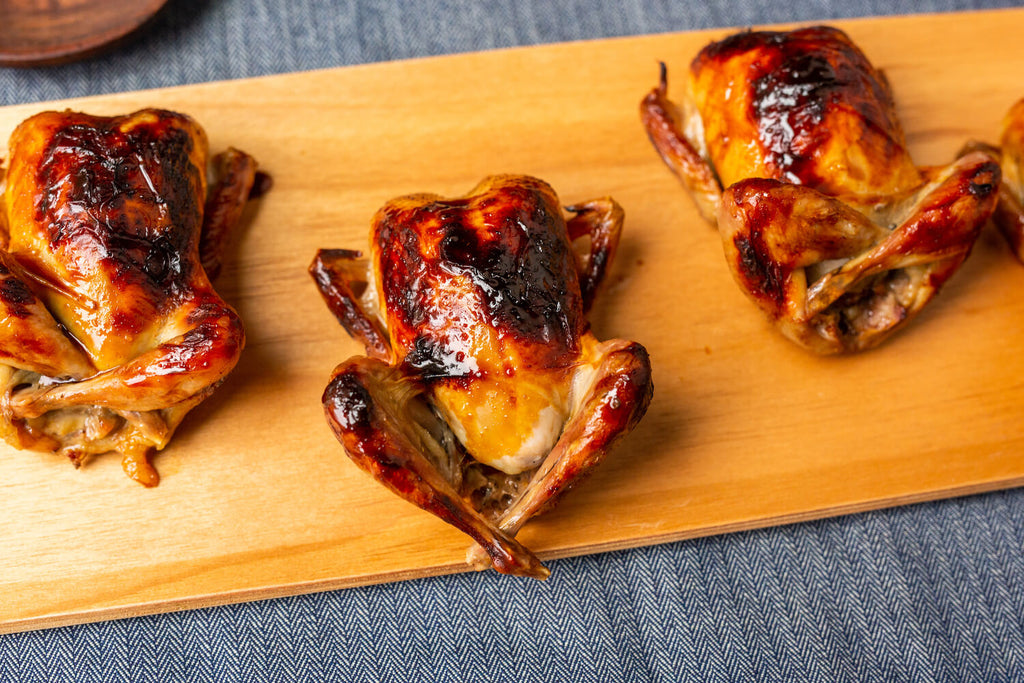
[2,8,1024,634]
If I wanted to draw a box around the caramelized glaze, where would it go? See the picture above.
[641,26,999,353]
[311,175,652,578]
[0,109,261,485]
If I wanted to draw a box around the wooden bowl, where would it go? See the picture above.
[0,0,169,67]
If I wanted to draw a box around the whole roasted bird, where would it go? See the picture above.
[641,26,1000,353]
[310,174,653,578]
[0,109,261,486]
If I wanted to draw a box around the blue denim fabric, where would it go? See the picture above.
[2,1,1024,681]
[4,494,1024,681]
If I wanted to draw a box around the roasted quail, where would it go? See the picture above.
[641,26,1000,353]
[310,174,653,578]
[0,109,260,486]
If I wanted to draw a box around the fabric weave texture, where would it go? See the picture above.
[1,0,1023,681]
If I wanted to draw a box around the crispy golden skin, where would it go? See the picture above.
[641,26,999,353]
[0,109,261,485]
[310,175,653,578]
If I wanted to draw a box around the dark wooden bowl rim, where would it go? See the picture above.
[0,0,169,67]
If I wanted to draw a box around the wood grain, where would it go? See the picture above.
[2,8,1024,633]
[0,0,167,66]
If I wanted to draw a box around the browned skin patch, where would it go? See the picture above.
[373,176,585,384]
[35,111,202,308]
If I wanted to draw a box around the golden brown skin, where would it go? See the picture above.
[310,175,653,578]
[985,98,1024,261]
[641,26,1000,353]
[0,109,260,486]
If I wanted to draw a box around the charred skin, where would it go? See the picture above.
[372,175,587,378]
[640,25,921,211]
[0,109,261,485]
[310,175,653,578]
[689,26,921,198]
[640,26,998,353]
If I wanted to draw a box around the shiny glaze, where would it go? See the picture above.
[0,109,259,484]
[8,110,208,369]
[367,177,599,473]
[692,26,920,197]
[374,176,583,382]
[310,175,653,578]
[641,26,1000,353]
[640,25,922,221]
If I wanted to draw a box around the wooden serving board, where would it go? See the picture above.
[3,8,1024,634]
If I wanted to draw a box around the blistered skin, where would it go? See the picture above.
[640,26,1000,353]
[310,175,653,578]
[0,109,260,485]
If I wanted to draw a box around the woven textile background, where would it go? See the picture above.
[2,1,1024,681]
[0,0,1018,105]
